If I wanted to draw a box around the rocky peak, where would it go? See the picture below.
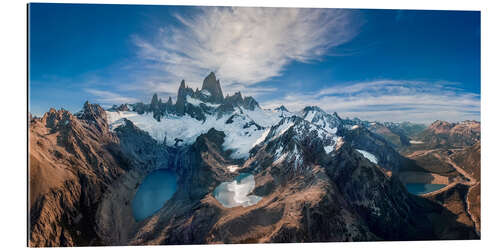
[302,106,326,115]
[256,116,339,170]
[41,108,73,130]
[301,106,341,134]
[275,105,289,112]
[242,96,259,110]
[332,112,341,120]
[148,93,167,121]
[428,120,454,134]
[224,91,244,106]
[201,72,224,103]
[175,80,189,115]
[151,93,160,108]
[451,121,480,136]
[110,104,130,112]
[79,101,109,130]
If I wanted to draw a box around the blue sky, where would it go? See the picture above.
[28,4,480,123]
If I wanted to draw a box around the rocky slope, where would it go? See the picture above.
[342,119,426,150]
[412,120,480,149]
[29,103,132,246]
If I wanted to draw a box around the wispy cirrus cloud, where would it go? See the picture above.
[132,7,360,94]
[84,89,139,105]
[261,80,480,124]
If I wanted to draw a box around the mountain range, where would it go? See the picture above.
[29,72,480,246]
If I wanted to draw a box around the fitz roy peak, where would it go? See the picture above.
[201,72,224,103]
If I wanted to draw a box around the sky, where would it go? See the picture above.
[28,3,480,124]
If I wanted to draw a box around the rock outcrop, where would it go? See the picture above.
[201,72,224,103]
[413,120,480,149]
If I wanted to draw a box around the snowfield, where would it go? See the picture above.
[106,101,343,160]
[186,95,219,108]
[107,106,283,159]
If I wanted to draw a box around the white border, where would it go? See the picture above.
[1,0,499,249]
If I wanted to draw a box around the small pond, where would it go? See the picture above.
[213,173,262,208]
[132,170,177,221]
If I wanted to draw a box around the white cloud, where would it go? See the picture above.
[134,7,359,87]
[85,89,139,105]
[261,80,480,124]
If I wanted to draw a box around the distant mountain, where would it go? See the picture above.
[29,72,479,246]
[341,119,426,149]
[412,120,480,149]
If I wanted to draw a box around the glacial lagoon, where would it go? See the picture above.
[405,183,446,195]
[213,173,262,208]
[132,170,178,221]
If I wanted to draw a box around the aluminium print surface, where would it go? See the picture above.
[28,3,480,247]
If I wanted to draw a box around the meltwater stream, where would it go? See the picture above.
[132,170,178,221]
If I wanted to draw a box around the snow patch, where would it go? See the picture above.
[410,140,424,144]
[253,128,270,147]
[324,145,335,154]
[186,95,219,108]
[304,110,316,122]
[355,149,378,164]
[200,89,211,96]
[213,173,262,208]
[273,152,288,165]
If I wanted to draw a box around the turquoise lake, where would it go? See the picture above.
[405,183,446,195]
[132,170,177,221]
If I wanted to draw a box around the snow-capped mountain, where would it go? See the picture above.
[107,73,346,161]
[106,73,281,159]
[105,72,404,172]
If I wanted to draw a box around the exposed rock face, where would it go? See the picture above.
[115,73,262,123]
[450,142,481,234]
[452,142,480,181]
[242,96,259,110]
[110,104,130,112]
[175,80,188,115]
[367,123,411,148]
[29,104,131,247]
[341,119,426,150]
[414,120,480,148]
[201,72,224,103]
[339,125,408,173]
[224,91,244,106]
[424,183,480,239]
